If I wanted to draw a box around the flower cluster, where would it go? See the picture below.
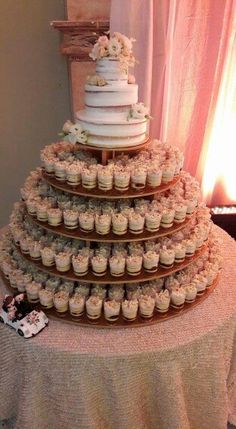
[89,32,136,67]
[86,75,108,87]
[59,121,89,145]
[128,103,150,120]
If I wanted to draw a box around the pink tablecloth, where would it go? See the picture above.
[0,227,236,429]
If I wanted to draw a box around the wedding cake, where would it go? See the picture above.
[0,33,221,327]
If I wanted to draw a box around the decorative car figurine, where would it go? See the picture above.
[0,294,49,338]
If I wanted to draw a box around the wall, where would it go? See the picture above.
[0,0,70,226]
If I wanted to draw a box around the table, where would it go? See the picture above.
[0,227,236,429]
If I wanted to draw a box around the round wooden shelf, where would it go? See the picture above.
[27,214,192,243]
[42,170,180,200]
[74,136,150,153]
[1,272,219,329]
[14,244,208,285]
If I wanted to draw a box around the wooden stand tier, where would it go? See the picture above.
[42,170,180,199]
[14,243,208,285]
[1,272,219,329]
[27,214,192,243]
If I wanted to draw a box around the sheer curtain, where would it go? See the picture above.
[110,0,236,205]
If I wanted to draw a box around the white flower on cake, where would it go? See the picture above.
[128,103,150,120]
[89,32,136,67]
[86,75,108,86]
[60,121,89,145]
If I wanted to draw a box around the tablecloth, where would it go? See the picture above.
[0,226,236,429]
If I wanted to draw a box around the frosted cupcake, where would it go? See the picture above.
[95,214,111,235]
[104,299,121,322]
[112,213,128,235]
[40,247,55,267]
[74,283,90,298]
[159,248,175,269]
[26,281,42,303]
[43,157,55,174]
[143,251,159,273]
[47,208,62,226]
[126,255,143,276]
[69,294,85,316]
[122,299,138,321]
[139,295,155,318]
[53,291,69,313]
[108,285,125,301]
[63,210,79,229]
[129,213,145,234]
[184,284,198,303]
[114,169,130,191]
[66,164,81,186]
[97,167,113,191]
[39,288,54,309]
[161,163,175,183]
[109,256,126,277]
[79,212,94,232]
[72,254,89,276]
[36,203,49,222]
[19,236,31,254]
[91,255,108,276]
[147,168,162,187]
[192,274,208,295]
[145,211,161,232]
[81,167,97,189]
[155,290,170,313]
[55,252,71,272]
[171,287,186,309]
[26,198,39,216]
[160,209,175,228]
[45,277,61,292]
[86,296,103,320]
[185,239,196,257]
[29,241,42,260]
[131,168,147,189]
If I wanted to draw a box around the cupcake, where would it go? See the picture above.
[66,164,81,186]
[160,209,175,228]
[26,199,39,216]
[54,161,67,181]
[126,255,142,276]
[184,239,196,257]
[131,168,147,189]
[184,284,198,303]
[69,294,85,316]
[79,212,94,232]
[174,203,187,223]
[45,277,61,292]
[108,285,125,301]
[39,288,54,308]
[171,287,186,309]
[72,254,89,276]
[104,299,121,322]
[128,213,145,234]
[139,295,155,318]
[97,167,113,191]
[155,290,170,313]
[95,214,111,235]
[40,247,55,267]
[143,251,159,273]
[86,296,103,320]
[53,291,69,313]
[26,281,42,303]
[36,203,49,222]
[112,213,128,235]
[161,163,175,183]
[81,167,97,189]
[47,208,62,226]
[19,236,30,254]
[114,169,130,191]
[109,256,126,277]
[44,157,55,174]
[122,299,138,321]
[192,274,208,295]
[173,243,186,263]
[91,255,108,276]
[145,211,161,232]
[159,248,175,269]
[147,168,162,187]
[74,283,90,298]
[55,252,71,272]
[63,210,79,229]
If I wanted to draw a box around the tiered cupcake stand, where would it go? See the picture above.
[5,141,218,328]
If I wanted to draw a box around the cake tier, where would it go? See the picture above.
[84,133,147,148]
[84,83,138,107]
[95,58,128,86]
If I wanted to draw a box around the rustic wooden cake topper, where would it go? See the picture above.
[51,20,109,62]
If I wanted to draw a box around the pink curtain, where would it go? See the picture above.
[110,0,235,205]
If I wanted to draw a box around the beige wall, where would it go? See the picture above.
[0,0,71,226]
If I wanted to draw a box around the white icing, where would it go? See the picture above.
[85,84,138,107]
[76,116,147,138]
[86,133,147,148]
[84,106,131,121]
[96,58,128,85]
